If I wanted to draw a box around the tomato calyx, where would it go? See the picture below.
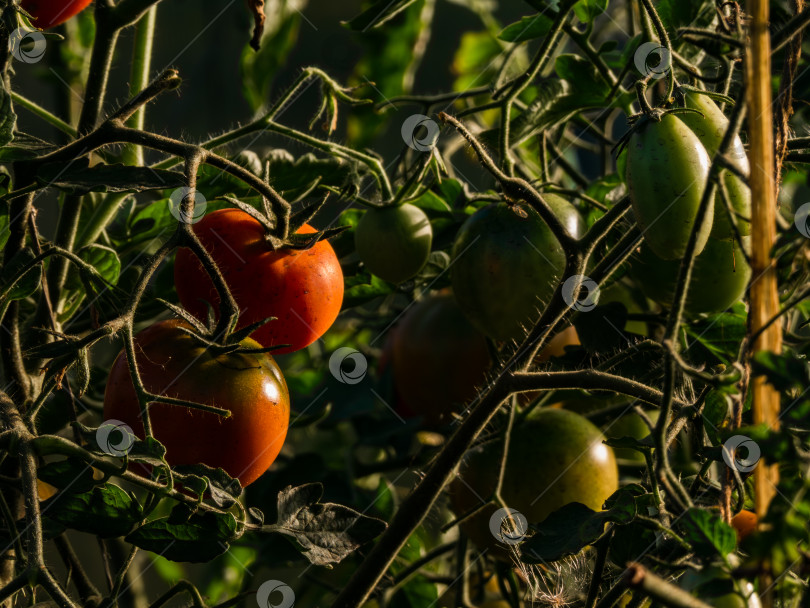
[220,195,348,252]
[159,299,289,356]
[614,107,706,158]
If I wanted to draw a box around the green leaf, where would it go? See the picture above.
[684,305,747,364]
[273,483,387,566]
[77,244,121,285]
[520,487,637,563]
[554,54,611,96]
[1,248,41,301]
[344,0,420,30]
[344,272,395,308]
[452,31,503,92]
[410,190,452,214]
[678,508,736,557]
[573,0,608,23]
[657,0,716,36]
[38,458,104,494]
[240,0,301,111]
[498,14,554,42]
[35,162,185,195]
[751,351,810,392]
[0,132,56,162]
[126,509,238,563]
[347,0,431,145]
[48,484,142,538]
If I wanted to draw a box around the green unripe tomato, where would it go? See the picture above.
[355,203,433,284]
[626,113,713,260]
[450,408,618,558]
[451,198,584,341]
[630,235,750,314]
[677,92,751,238]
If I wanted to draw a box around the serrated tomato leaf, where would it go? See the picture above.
[126,509,238,563]
[48,483,142,538]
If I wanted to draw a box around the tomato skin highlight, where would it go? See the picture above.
[173,208,344,354]
[21,0,92,29]
[102,320,291,488]
[390,293,491,425]
[677,92,751,238]
[630,235,750,313]
[626,113,713,260]
[451,197,584,341]
[450,408,618,557]
[354,203,432,284]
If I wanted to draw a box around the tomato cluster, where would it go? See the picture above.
[104,208,345,488]
[626,93,751,313]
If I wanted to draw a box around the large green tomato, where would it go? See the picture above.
[450,408,618,557]
[355,203,433,283]
[677,92,751,238]
[626,113,712,260]
[630,235,750,313]
[451,197,584,341]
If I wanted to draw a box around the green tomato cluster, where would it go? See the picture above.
[627,92,752,313]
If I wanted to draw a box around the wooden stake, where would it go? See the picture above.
[745,0,783,604]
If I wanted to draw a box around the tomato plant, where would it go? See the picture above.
[1,0,809,606]
[174,208,344,354]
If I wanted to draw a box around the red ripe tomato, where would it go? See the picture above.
[173,208,344,354]
[21,0,92,29]
[103,320,290,488]
[390,293,491,426]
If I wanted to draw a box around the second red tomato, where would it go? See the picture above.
[174,208,344,354]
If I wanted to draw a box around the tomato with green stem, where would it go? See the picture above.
[21,0,92,29]
[173,208,344,354]
[103,319,290,488]
[625,113,713,260]
[450,408,618,556]
[354,203,432,284]
[451,195,584,341]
